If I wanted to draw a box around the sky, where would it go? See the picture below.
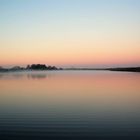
[0,0,140,68]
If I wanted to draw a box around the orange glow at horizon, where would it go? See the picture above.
[0,37,140,67]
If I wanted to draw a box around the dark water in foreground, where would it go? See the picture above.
[0,70,140,140]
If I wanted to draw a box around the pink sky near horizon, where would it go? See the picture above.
[1,35,140,68]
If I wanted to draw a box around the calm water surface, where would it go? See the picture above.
[0,70,140,140]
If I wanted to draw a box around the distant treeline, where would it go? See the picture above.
[0,64,60,72]
[26,64,58,70]
[64,67,140,72]
[107,67,140,72]
[0,65,140,72]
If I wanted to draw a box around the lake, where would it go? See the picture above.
[0,70,140,140]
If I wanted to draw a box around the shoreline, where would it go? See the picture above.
[0,67,140,73]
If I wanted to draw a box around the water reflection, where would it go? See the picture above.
[27,73,47,79]
[0,71,140,109]
[0,71,50,80]
[0,71,140,139]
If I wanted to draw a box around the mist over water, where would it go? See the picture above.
[0,71,140,140]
